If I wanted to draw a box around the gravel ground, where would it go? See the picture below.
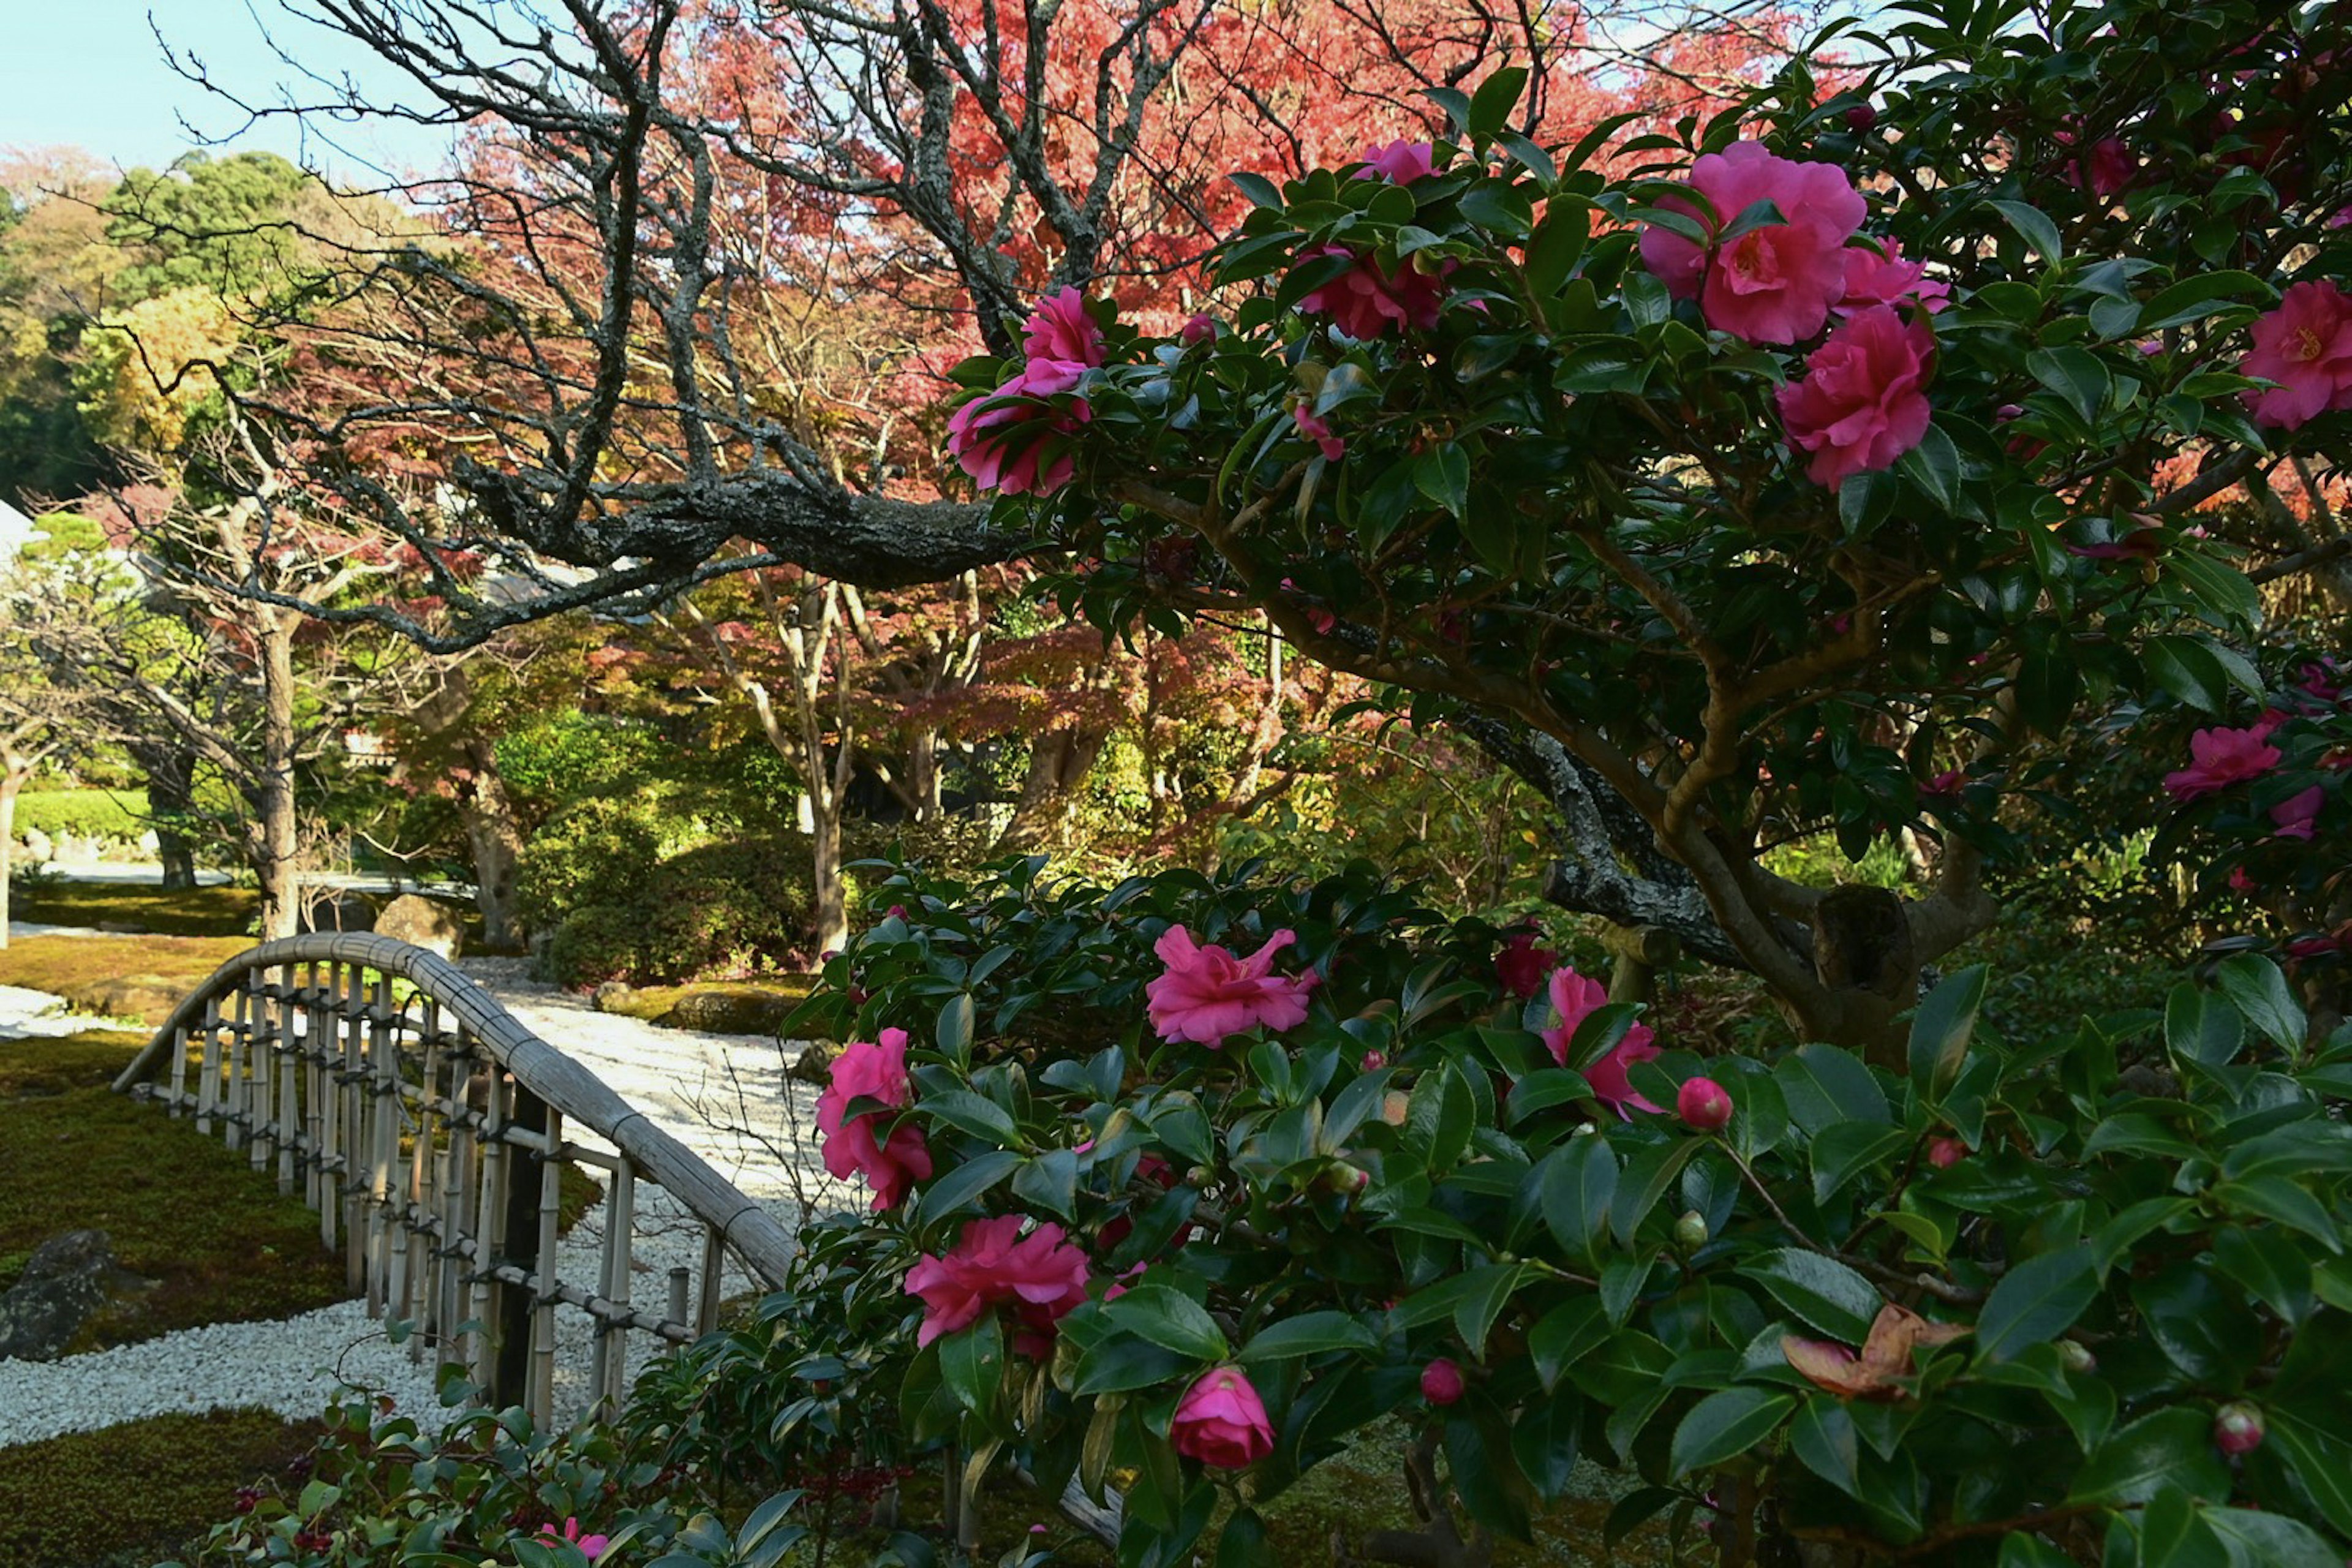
[0,959,851,1447]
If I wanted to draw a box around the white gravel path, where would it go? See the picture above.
[0,958,858,1447]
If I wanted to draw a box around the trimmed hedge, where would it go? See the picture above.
[10,788,149,847]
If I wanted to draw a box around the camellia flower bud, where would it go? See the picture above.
[1421,1357,1466,1406]
[1677,1077,1734,1133]
[1673,1209,1710,1249]
[2214,1403,2265,1455]
[1180,312,1215,345]
[1845,102,1879,132]
[1361,1050,1387,1072]
[1927,1137,1967,1168]
[2057,1339,2097,1374]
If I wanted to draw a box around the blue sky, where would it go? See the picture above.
[1,1,458,179]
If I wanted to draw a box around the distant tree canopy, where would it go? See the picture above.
[101,151,322,301]
[0,148,327,509]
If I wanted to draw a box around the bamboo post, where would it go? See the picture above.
[366,968,398,1313]
[530,1106,564,1425]
[276,967,300,1196]
[487,1077,546,1412]
[591,1160,636,1419]
[243,985,270,1172]
[341,965,369,1294]
[218,993,243,1152]
[696,1223,725,1335]
[667,1265,690,1330]
[308,962,335,1240]
[443,1039,479,1357]
[470,1063,509,1395]
[401,998,442,1347]
[194,996,221,1135]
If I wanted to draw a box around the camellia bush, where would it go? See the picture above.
[743,856,2352,1567]
[941,0,2350,1054]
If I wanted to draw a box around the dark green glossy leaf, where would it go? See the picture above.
[1740,1249,1880,1344]
[1976,1245,2099,1363]
[1668,1387,1795,1478]
[2068,1408,2231,1506]
[1909,964,1988,1102]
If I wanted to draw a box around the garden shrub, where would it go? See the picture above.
[737,855,2352,1567]
[525,797,816,985]
[11,787,149,849]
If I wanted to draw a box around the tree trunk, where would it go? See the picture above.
[810,796,848,957]
[456,737,526,949]
[255,615,303,941]
[997,728,1107,852]
[1,772,20,952]
[135,743,201,889]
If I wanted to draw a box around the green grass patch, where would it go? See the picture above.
[0,1408,323,1568]
[9,882,260,939]
[0,934,251,1024]
[0,1031,351,1345]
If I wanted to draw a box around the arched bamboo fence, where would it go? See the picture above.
[111,933,799,1425]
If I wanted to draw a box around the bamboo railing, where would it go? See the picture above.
[112,933,799,1425]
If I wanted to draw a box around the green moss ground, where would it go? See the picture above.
[9,883,260,939]
[0,935,252,1025]
[0,1031,352,1343]
[0,1409,323,1568]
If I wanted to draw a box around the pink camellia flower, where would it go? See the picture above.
[946,359,1091,496]
[539,1518,611,1561]
[2332,205,2352,230]
[1357,140,1436,184]
[1180,312,1215,345]
[1776,304,1936,487]
[2056,127,2135,199]
[1145,925,1319,1046]
[1494,926,1559,1000]
[1677,1076,1734,1133]
[1278,576,1336,634]
[1420,1357,1466,1406]
[817,1027,933,1212]
[1921,768,1964,797]
[1297,245,1452,339]
[2214,1403,2266,1456]
[1637,140,1866,344]
[1836,239,1951,317]
[2066,523,2165,562]
[1292,402,1345,461]
[2241,280,2352,431]
[2163,725,2285,801]
[2272,785,2325,840]
[904,1214,1092,1354]
[1542,965,1662,1117]
[1926,1137,1967,1169]
[2301,660,2344,703]
[1020,286,1108,368]
[1172,1366,1276,1468]
[2228,865,2258,894]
